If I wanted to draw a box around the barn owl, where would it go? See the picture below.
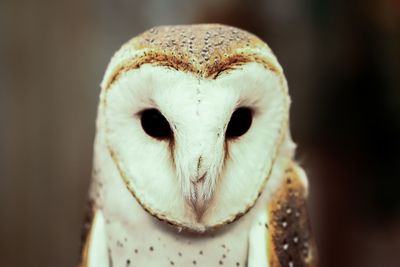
[79,24,317,267]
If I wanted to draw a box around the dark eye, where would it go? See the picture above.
[140,108,172,140]
[226,107,253,139]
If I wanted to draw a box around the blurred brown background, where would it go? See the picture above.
[1,0,399,266]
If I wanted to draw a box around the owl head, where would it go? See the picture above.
[98,24,294,232]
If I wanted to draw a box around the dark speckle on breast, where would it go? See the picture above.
[116,240,123,247]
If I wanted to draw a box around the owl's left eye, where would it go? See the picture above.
[140,109,172,140]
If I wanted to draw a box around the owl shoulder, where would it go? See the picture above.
[78,204,109,267]
[265,161,317,267]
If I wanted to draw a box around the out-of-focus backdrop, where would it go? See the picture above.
[1,0,399,266]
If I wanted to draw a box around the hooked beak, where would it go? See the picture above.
[173,132,225,220]
[189,172,208,218]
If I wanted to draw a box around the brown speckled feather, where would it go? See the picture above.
[267,165,317,267]
[102,24,282,89]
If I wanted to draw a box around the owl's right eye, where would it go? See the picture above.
[225,107,253,139]
[140,109,172,140]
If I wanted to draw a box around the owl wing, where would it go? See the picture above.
[78,207,110,267]
[248,162,318,267]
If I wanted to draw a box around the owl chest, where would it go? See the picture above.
[104,209,250,267]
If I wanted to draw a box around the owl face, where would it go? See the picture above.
[99,25,291,231]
